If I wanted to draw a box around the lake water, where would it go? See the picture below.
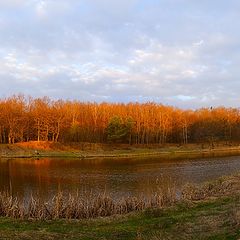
[1,155,240,200]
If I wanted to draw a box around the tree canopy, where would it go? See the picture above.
[0,95,239,145]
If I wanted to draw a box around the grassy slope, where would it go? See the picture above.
[1,141,240,159]
[1,196,240,240]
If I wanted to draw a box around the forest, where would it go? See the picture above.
[0,95,239,145]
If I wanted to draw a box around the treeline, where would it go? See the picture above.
[0,95,240,145]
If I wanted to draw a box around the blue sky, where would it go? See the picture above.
[0,0,240,108]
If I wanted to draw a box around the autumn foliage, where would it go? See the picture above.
[0,95,239,145]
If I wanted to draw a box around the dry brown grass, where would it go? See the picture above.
[0,188,177,220]
[2,173,240,221]
[16,141,105,152]
[182,174,240,201]
[17,141,60,150]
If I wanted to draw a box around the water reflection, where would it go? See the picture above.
[1,156,240,200]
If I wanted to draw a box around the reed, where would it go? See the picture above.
[0,187,177,220]
[181,174,240,201]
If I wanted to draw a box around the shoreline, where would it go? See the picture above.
[1,143,240,159]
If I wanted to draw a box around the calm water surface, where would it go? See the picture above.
[1,156,240,200]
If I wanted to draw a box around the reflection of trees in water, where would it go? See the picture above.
[4,158,111,200]
[0,157,197,201]
[2,156,240,201]
[97,159,180,199]
[7,158,52,199]
[0,160,11,192]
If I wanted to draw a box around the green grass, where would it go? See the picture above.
[1,196,240,240]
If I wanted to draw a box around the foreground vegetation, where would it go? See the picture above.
[2,174,240,239]
[1,196,240,240]
[0,188,176,220]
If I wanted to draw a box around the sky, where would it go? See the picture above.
[0,0,240,108]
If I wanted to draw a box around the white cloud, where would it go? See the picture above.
[34,0,73,19]
[0,0,239,108]
[35,1,47,18]
[193,40,204,47]
[0,0,27,7]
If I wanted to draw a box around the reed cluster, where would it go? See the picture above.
[181,175,240,201]
[0,188,176,220]
[1,175,237,221]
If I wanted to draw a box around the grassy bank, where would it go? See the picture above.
[2,174,240,239]
[1,141,240,159]
[1,195,240,239]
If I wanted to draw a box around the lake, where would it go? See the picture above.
[1,155,240,200]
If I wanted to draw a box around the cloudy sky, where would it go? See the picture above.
[0,0,239,108]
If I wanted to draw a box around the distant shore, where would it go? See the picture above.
[0,141,240,159]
